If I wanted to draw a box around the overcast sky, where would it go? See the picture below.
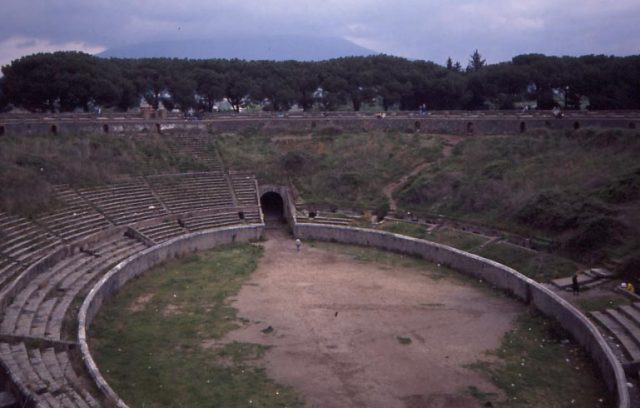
[2,0,639,67]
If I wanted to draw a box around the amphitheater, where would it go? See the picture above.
[0,111,639,407]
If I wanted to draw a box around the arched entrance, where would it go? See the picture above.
[260,192,285,225]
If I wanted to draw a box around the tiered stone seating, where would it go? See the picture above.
[77,178,167,225]
[591,303,640,367]
[0,257,25,291]
[240,208,262,224]
[0,211,61,263]
[35,187,112,243]
[181,210,250,232]
[1,235,147,341]
[296,212,353,226]
[230,172,259,206]
[0,342,99,407]
[0,169,263,406]
[0,234,146,407]
[137,220,188,243]
[148,172,234,212]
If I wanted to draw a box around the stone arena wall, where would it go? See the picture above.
[78,224,264,408]
[293,223,630,408]
[1,115,638,136]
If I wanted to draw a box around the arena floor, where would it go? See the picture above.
[224,230,525,408]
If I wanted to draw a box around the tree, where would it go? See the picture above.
[224,61,252,112]
[2,51,640,113]
[467,49,486,72]
[0,80,8,112]
[169,77,197,112]
[290,62,319,111]
[193,67,225,112]
[133,60,171,109]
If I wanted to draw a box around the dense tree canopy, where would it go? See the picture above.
[1,50,639,113]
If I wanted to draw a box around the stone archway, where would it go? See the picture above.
[260,191,285,225]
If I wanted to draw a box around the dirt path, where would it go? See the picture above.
[224,230,524,408]
[382,135,464,212]
[440,134,464,158]
[383,162,431,212]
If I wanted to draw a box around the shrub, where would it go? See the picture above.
[374,201,390,221]
[563,216,627,256]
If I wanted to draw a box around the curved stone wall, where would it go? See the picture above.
[77,221,629,407]
[293,223,630,408]
[78,224,264,408]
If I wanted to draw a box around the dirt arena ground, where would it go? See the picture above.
[224,230,525,408]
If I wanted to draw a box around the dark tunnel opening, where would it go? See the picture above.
[260,192,285,225]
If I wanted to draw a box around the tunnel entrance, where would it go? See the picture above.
[260,192,285,225]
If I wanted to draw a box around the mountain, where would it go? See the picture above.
[98,36,379,61]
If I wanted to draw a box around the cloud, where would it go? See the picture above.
[0,36,106,67]
[0,0,638,66]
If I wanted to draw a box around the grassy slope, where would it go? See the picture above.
[2,127,636,267]
[215,129,442,209]
[89,244,301,408]
[380,222,578,281]
[396,129,640,263]
[0,131,214,214]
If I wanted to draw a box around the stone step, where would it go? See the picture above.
[28,348,63,392]
[551,273,598,290]
[3,238,124,335]
[0,391,17,408]
[0,260,23,290]
[46,243,146,340]
[55,352,100,408]
[187,219,240,232]
[8,343,48,395]
[591,311,640,363]
[619,305,640,326]
[606,308,640,346]
[588,267,616,279]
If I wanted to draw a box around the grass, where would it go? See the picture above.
[380,222,488,250]
[0,131,220,214]
[89,244,301,408]
[471,242,578,281]
[575,295,631,312]
[310,241,460,282]
[379,221,579,281]
[467,310,612,408]
[396,129,640,262]
[215,130,442,210]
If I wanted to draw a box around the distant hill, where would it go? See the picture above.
[98,36,379,61]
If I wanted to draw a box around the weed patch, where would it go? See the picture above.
[575,295,630,312]
[467,310,612,407]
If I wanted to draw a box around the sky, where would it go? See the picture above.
[1,0,639,67]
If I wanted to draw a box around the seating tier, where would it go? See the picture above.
[148,172,234,212]
[0,212,61,263]
[34,187,112,243]
[77,179,167,225]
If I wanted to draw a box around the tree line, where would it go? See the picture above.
[1,51,639,113]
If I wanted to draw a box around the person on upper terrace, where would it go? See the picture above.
[552,106,564,118]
